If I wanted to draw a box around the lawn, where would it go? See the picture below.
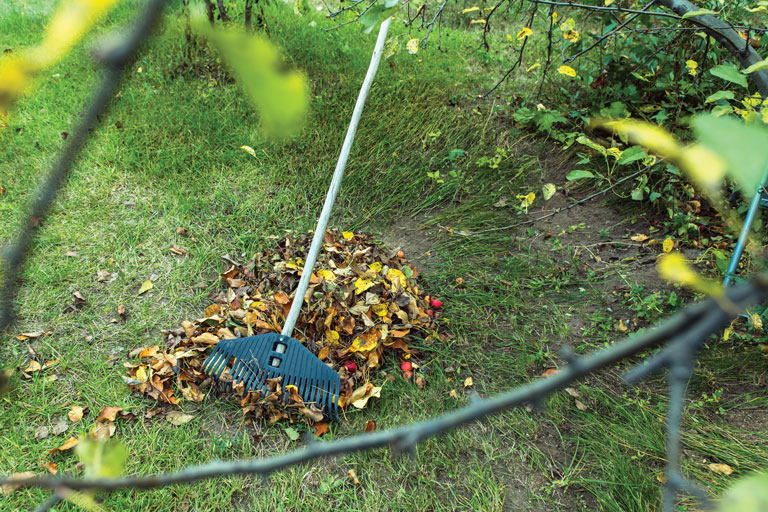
[1,1,768,511]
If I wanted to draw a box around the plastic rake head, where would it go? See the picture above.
[202,333,341,421]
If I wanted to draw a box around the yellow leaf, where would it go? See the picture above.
[592,119,682,160]
[526,62,541,72]
[605,0,615,5]
[516,192,536,205]
[658,253,722,296]
[563,29,579,43]
[138,280,153,295]
[68,406,84,423]
[542,183,556,200]
[708,463,734,475]
[723,326,733,341]
[342,231,354,239]
[558,65,577,77]
[463,376,474,388]
[317,269,336,282]
[631,234,649,242]
[348,333,379,353]
[663,238,674,253]
[406,38,419,55]
[552,11,558,23]
[372,304,388,317]
[0,0,120,116]
[135,366,149,383]
[369,261,382,273]
[686,59,698,76]
[349,383,382,409]
[750,313,763,330]
[240,145,257,157]
[386,268,407,289]
[516,27,532,40]
[354,278,375,295]
[469,19,487,24]
[326,330,340,343]
[461,6,480,13]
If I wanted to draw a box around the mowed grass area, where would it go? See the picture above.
[2,2,768,511]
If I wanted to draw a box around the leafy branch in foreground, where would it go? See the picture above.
[4,275,768,510]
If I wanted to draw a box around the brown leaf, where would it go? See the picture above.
[364,420,376,432]
[96,406,123,422]
[191,333,219,345]
[274,291,290,305]
[313,422,330,436]
[168,245,187,256]
[15,331,51,341]
[24,360,41,373]
[348,469,360,486]
[176,227,188,236]
[166,411,195,426]
[299,405,324,422]
[575,400,587,411]
[68,406,85,423]
[40,461,57,474]
[57,436,79,451]
[89,420,116,440]
[2,471,36,496]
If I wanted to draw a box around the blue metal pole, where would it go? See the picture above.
[724,166,768,285]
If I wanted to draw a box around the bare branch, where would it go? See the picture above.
[0,0,166,331]
[3,275,767,508]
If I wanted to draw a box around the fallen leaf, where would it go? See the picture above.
[15,331,51,341]
[449,389,458,398]
[313,422,330,436]
[575,400,587,411]
[708,463,734,475]
[24,360,41,373]
[68,406,85,423]
[138,280,154,295]
[284,427,300,441]
[52,420,68,435]
[40,461,57,474]
[58,436,79,451]
[191,333,219,345]
[364,420,376,432]
[749,313,763,330]
[348,469,360,486]
[662,238,674,253]
[565,387,580,398]
[34,426,49,440]
[541,368,559,377]
[463,376,473,388]
[349,383,382,409]
[631,234,649,242]
[89,420,116,440]
[96,406,123,422]
[2,471,36,496]
[166,411,195,426]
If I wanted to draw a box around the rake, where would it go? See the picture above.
[202,18,393,421]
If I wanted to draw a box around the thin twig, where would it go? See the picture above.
[3,276,766,503]
[527,0,680,19]
[451,165,653,237]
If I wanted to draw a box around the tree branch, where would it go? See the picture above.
[3,275,767,508]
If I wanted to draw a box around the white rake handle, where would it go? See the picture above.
[282,17,392,337]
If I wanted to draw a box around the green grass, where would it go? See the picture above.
[2,1,768,511]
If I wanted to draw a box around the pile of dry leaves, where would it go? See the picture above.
[124,230,439,425]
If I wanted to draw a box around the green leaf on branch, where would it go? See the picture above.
[742,58,768,75]
[566,170,595,181]
[692,115,768,198]
[709,64,748,88]
[617,145,646,165]
[681,8,716,19]
[360,4,397,34]
[190,4,309,137]
[705,90,735,103]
